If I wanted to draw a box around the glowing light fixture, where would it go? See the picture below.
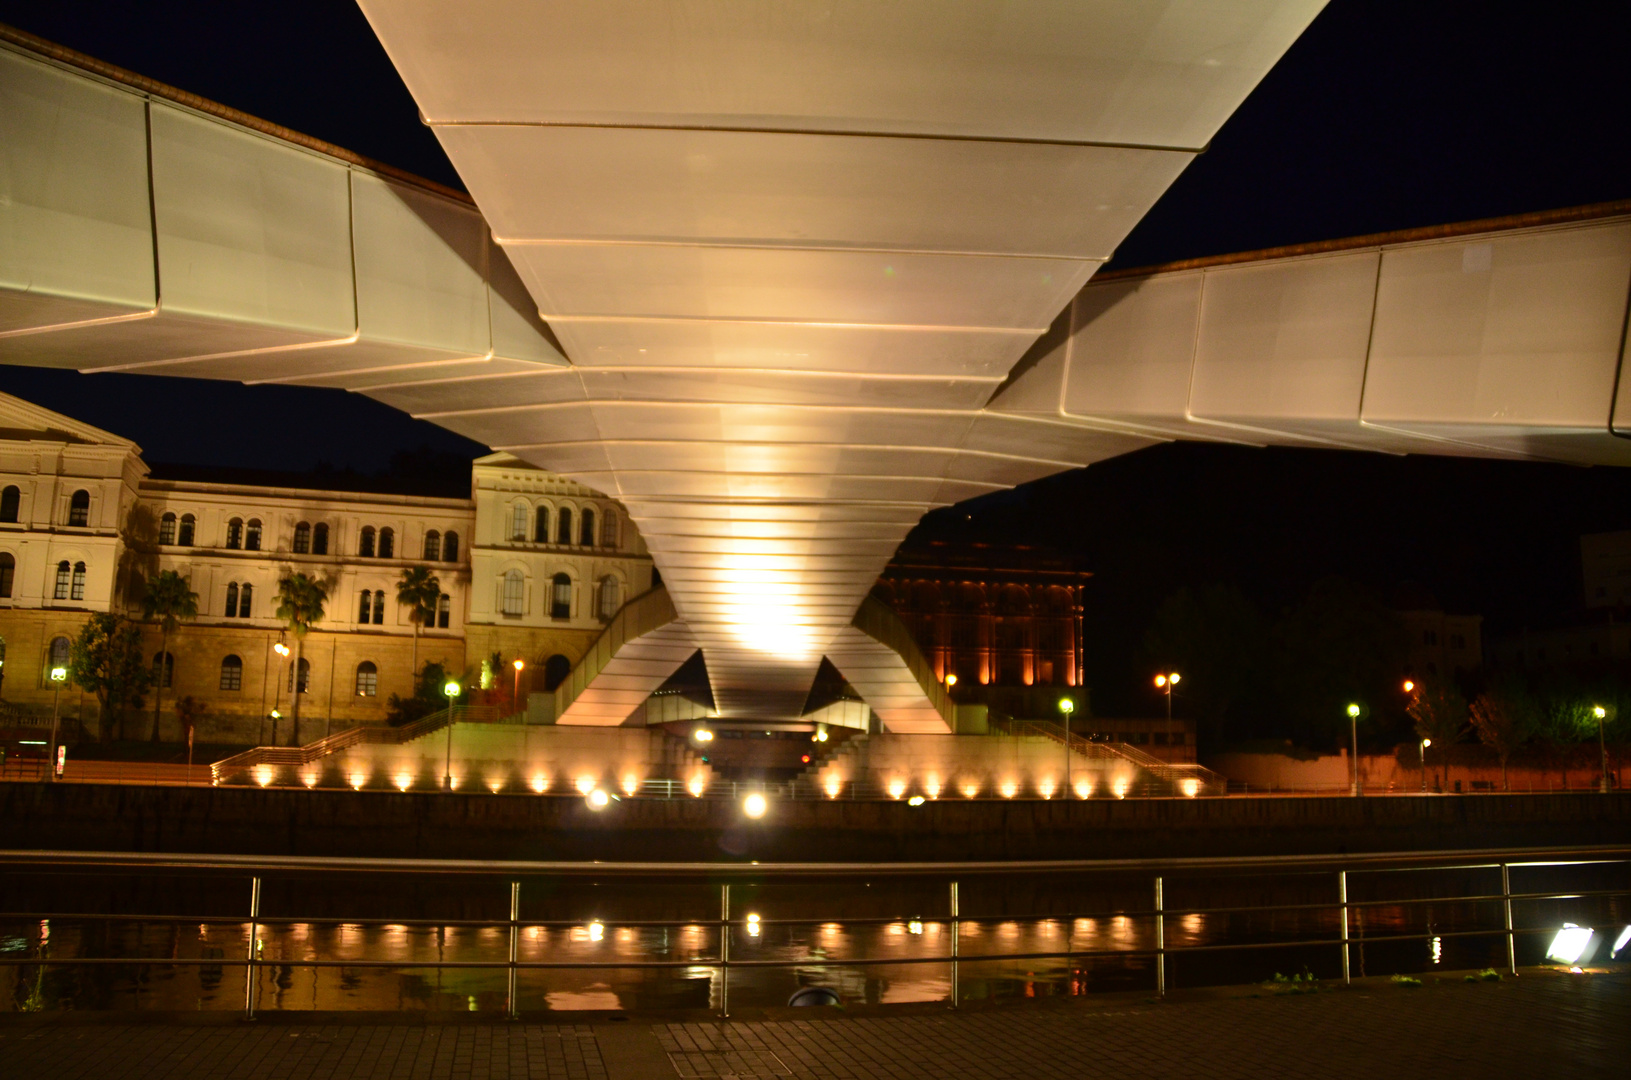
[588,920,605,942]
[49,666,67,682]
[1612,926,1631,958]
[443,680,460,700]
[944,674,957,688]
[689,774,707,797]
[349,771,367,791]
[621,774,640,796]
[575,776,597,795]
[999,781,1017,799]
[746,913,761,937]
[887,779,906,799]
[586,788,611,810]
[924,775,941,799]
[253,765,274,788]
[1074,780,1093,800]
[1181,778,1200,798]
[907,795,926,807]
[1346,703,1361,718]
[743,792,767,819]
[961,781,980,799]
[824,777,842,798]
[530,774,550,794]
[1546,924,1594,965]
[693,727,714,743]
[1037,779,1056,800]
[1403,679,1415,693]
[394,772,413,792]
[908,920,924,935]
[1112,778,1129,799]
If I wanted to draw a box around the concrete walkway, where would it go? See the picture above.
[1,972,1625,1080]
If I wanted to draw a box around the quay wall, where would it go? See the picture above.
[1,783,1628,863]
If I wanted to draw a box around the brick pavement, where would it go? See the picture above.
[0,973,1624,1080]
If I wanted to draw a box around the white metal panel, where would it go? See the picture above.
[1061,272,1203,434]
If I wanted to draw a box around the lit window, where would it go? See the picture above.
[378,527,394,559]
[159,513,177,545]
[580,509,595,547]
[359,527,376,558]
[54,560,70,600]
[68,489,89,527]
[423,530,440,561]
[312,522,328,555]
[70,561,86,601]
[0,485,18,523]
[178,514,195,546]
[501,570,524,616]
[556,508,572,546]
[551,573,571,619]
[293,522,311,554]
[355,661,378,697]
[226,518,243,549]
[442,531,458,563]
[219,654,243,691]
[244,519,262,551]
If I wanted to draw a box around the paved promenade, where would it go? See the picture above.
[1,972,1624,1080]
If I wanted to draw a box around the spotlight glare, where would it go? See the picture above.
[743,792,767,819]
[586,788,611,810]
[1545,924,1594,965]
[907,795,926,806]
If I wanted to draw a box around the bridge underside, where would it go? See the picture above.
[4,6,1631,722]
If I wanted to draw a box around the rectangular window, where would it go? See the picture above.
[54,563,70,600]
[437,594,450,629]
[220,661,242,692]
[159,516,176,545]
[373,592,385,625]
[70,563,86,601]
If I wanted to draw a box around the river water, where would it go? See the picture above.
[2,862,1625,1012]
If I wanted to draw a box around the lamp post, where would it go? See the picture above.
[269,640,290,747]
[1346,703,1362,797]
[512,658,525,715]
[1419,737,1432,793]
[442,679,461,790]
[1592,705,1611,793]
[1058,697,1074,792]
[1154,672,1180,721]
[46,666,66,783]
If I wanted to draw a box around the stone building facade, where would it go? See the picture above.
[0,394,652,744]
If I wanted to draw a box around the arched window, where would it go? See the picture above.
[159,513,177,545]
[238,583,252,618]
[0,552,13,599]
[70,561,86,601]
[555,508,572,545]
[225,582,239,618]
[358,526,376,558]
[597,575,620,621]
[600,510,617,549]
[550,572,572,619]
[423,530,440,561]
[288,657,311,694]
[292,522,311,554]
[48,636,70,670]
[501,570,524,616]
[226,518,243,549]
[534,506,549,542]
[219,654,243,691]
[68,489,89,527]
[178,514,195,547]
[580,509,595,547]
[372,591,385,624]
[437,593,451,629]
[244,519,262,551]
[358,589,372,623]
[442,531,458,563]
[311,522,329,555]
[511,503,528,541]
[543,653,571,691]
[54,560,70,600]
[0,485,18,523]
[355,661,378,697]
[152,650,174,689]
[378,527,394,559]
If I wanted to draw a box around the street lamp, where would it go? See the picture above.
[46,666,66,783]
[269,640,290,747]
[945,673,957,689]
[1058,697,1075,791]
[1346,703,1363,797]
[512,658,525,714]
[1592,705,1612,793]
[1154,672,1181,721]
[1420,737,1432,793]
[443,680,461,790]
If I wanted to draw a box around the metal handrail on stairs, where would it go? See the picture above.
[996,719,1227,795]
[210,705,500,784]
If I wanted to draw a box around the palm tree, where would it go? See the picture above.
[141,570,198,743]
[274,571,328,746]
[396,566,441,681]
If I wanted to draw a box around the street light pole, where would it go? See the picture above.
[1057,697,1074,793]
[1593,705,1610,793]
[513,658,525,716]
[46,666,66,783]
[1420,738,1432,793]
[1154,672,1181,721]
[1346,703,1362,796]
[442,680,461,790]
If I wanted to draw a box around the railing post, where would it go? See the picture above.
[1339,870,1350,985]
[244,875,261,1019]
[950,880,960,1008]
[507,881,520,1018]
[1154,875,1165,997]
[719,883,730,1018]
[1501,863,1516,975]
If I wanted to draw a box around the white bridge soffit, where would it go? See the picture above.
[553,586,697,727]
[6,11,1631,723]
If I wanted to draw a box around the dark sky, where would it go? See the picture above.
[3,0,1630,707]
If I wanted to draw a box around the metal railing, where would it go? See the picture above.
[210,706,500,784]
[0,844,1623,1018]
[994,718,1228,795]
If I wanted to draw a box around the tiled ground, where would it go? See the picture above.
[1,974,1625,1079]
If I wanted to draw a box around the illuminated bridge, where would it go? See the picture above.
[3,5,1630,728]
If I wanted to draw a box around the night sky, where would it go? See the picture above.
[2,1,1629,713]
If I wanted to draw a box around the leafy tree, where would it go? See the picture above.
[1272,578,1410,749]
[384,660,459,727]
[1406,676,1469,790]
[396,566,441,678]
[1143,584,1268,749]
[274,572,328,746]
[67,614,149,741]
[1469,684,1531,791]
[139,569,198,743]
